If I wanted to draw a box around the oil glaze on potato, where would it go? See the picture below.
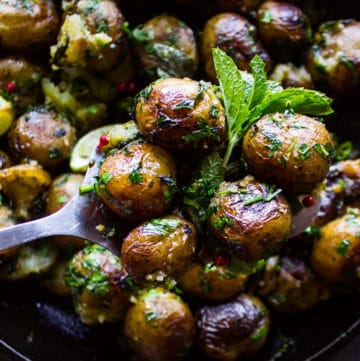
[242,112,333,193]
[98,142,177,221]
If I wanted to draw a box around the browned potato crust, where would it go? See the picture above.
[7,106,77,170]
[196,293,270,361]
[257,255,332,312]
[0,0,59,53]
[201,13,272,82]
[98,142,177,221]
[311,209,360,286]
[209,176,292,260]
[242,112,334,193]
[257,1,312,59]
[121,215,197,283]
[307,19,360,95]
[133,15,199,80]
[135,77,226,151]
[124,287,195,361]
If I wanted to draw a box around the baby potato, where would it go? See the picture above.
[0,149,12,169]
[209,176,292,260]
[132,14,198,80]
[98,142,177,221]
[270,63,314,89]
[242,112,334,193]
[257,1,312,60]
[135,77,226,151]
[124,287,195,361]
[45,173,85,250]
[0,0,59,53]
[311,209,360,286]
[201,13,272,82]
[65,244,130,325]
[196,293,270,361]
[121,215,197,283]
[7,106,77,170]
[0,56,44,116]
[256,255,332,312]
[307,19,360,96]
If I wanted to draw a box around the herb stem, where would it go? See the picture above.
[223,134,239,169]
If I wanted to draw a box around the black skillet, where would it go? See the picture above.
[1,0,359,360]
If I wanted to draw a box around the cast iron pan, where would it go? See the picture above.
[0,0,359,360]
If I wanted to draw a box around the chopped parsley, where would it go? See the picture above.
[143,218,182,236]
[212,215,234,231]
[128,163,143,184]
[336,239,351,256]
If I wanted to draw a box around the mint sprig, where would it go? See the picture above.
[212,48,334,168]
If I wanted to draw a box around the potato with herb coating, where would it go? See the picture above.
[257,1,312,60]
[196,293,270,361]
[124,287,195,361]
[121,215,197,283]
[51,0,128,72]
[98,142,177,221]
[132,15,198,80]
[311,209,360,286]
[242,112,334,193]
[135,78,226,151]
[201,13,272,82]
[0,57,44,116]
[307,19,360,96]
[0,0,59,53]
[256,255,332,312]
[209,176,292,260]
[65,244,130,325]
[7,106,77,170]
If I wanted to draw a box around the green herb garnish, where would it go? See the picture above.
[336,239,351,256]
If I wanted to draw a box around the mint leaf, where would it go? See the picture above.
[249,55,268,108]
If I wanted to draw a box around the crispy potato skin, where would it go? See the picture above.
[121,215,197,282]
[257,255,332,312]
[133,15,198,80]
[98,142,177,221]
[135,77,226,151]
[311,211,360,286]
[307,20,360,95]
[257,1,311,58]
[45,173,85,249]
[8,107,77,170]
[201,13,272,82]
[124,287,195,361]
[242,112,333,193]
[0,0,59,53]
[209,176,292,260]
[0,57,44,115]
[196,293,269,361]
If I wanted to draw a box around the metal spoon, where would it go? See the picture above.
[0,147,121,254]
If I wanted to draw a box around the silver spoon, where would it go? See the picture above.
[0,147,121,254]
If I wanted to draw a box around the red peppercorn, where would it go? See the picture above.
[128,82,136,93]
[97,134,110,150]
[5,81,16,92]
[214,255,229,267]
[302,195,315,208]
[118,82,127,92]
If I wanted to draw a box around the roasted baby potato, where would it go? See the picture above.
[256,255,332,312]
[307,19,360,96]
[132,14,198,80]
[0,0,59,53]
[7,106,77,170]
[121,215,197,283]
[0,56,44,116]
[311,209,360,286]
[124,287,195,361]
[0,163,51,219]
[242,112,334,193]
[257,1,312,60]
[209,176,292,260]
[51,0,128,72]
[135,77,226,151]
[201,12,272,82]
[270,63,314,89]
[98,142,177,221]
[0,95,14,136]
[65,244,130,325]
[196,293,270,361]
[0,149,12,170]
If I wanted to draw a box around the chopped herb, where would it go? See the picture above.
[251,326,266,341]
[172,98,195,110]
[212,215,234,230]
[183,116,220,144]
[128,163,143,184]
[334,140,352,161]
[298,143,311,160]
[264,136,282,157]
[312,143,331,159]
[56,195,68,204]
[304,226,322,239]
[261,10,273,23]
[143,218,181,236]
[336,239,351,256]
[209,103,220,118]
